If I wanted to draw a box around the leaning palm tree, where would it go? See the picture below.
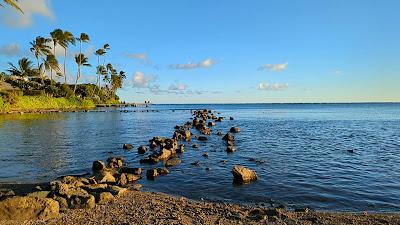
[30,36,51,83]
[44,54,60,84]
[74,53,91,93]
[0,0,23,13]
[76,33,90,55]
[7,57,37,78]
[58,31,75,84]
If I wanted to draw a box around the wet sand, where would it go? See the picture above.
[1,190,399,225]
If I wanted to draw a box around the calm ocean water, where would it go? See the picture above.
[0,103,399,212]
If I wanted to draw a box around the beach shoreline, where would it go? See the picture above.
[1,189,399,225]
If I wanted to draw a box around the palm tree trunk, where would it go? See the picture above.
[74,65,80,93]
[64,48,67,84]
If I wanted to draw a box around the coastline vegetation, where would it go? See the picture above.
[0,28,126,113]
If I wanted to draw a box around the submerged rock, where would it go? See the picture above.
[157,168,170,175]
[230,127,240,133]
[165,158,182,167]
[137,145,148,154]
[197,136,208,141]
[123,143,133,150]
[231,166,257,184]
[146,169,159,180]
[222,133,235,141]
[226,146,236,153]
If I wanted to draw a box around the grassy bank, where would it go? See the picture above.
[0,95,96,113]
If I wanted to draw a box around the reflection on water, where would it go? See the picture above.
[0,103,400,212]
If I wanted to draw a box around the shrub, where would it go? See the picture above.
[60,84,74,98]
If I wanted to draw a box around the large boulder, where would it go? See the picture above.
[120,167,142,175]
[0,196,59,220]
[231,166,257,184]
[95,171,116,184]
[146,169,159,180]
[94,192,114,204]
[0,189,15,200]
[222,133,235,141]
[107,157,124,168]
[137,146,148,154]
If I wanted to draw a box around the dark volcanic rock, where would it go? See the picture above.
[137,145,148,154]
[123,143,133,150]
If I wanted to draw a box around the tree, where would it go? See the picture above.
[95,48,105,87]
[7,57,38,78]
[29,36,51,83]
[0,0,23,13]
[74,53,91,93]
[59,31,75,84]
[76,33,90,55]
[49,29,63,81]
[43,54,60,84]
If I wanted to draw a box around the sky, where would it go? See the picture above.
[0,0,399,103]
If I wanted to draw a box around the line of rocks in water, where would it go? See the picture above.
[0,108,257,221]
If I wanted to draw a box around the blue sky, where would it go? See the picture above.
[0,0,399,103]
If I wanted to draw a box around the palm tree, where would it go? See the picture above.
[58,31,75,84]
[95,48,105,87]
[0,0,23,13]
[74,53,91,93]
[7,58,37,78]
[76,33,90,55]
[44,54,60,83]
[30,36,51,83]
[102,44,110,65]
[50,28,63,80]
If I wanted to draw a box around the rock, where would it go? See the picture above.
[347,149,354,153]
[126,174,140,183]
[0,189,15,199]
[208,121,216,127]
[157,168,170,175]
[177,144,185,153]
[157,149,172,160]
[68,194,95,209]
[191,161,200,166]
[146,169,159,180]
[165,158,182,167]
[107,157,124,168]
[197,136,208,141]
[230,117,234,120]
[138,145,148,154]
[231,166,257,183]
[227,140,235,146]
[202,152,209,158]
[95,171,116,184]
[95,192,114,204]
[222,133,235,141]
[192,144,199,149]
[128,184,142,191]
[117,173,128,186]
[81,184,108,193]
[140,156,159,164]
[27,191,50,199]
[216,131,223,136]
[53,196,68,210]
[120,167,142,175]
[107,186,128,196]
[226,146,236,153]
[92,160,106,171]
[123,143,133,150]
[0,196,59,220]
[230,127,240,133]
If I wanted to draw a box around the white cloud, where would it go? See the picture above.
[129,71,156,88]
[258,62,288,72]
[168,82,187,91]
[0,43,22,56]
[1,0,55,27]
[169,58,215,70]
[258,82,288,91]
[127,53,148,61]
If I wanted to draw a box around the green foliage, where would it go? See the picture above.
[11,96,95,111]
[60,84,74,98]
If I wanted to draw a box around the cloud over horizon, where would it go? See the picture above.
[258,82,288,91]
[258,62,288,72]
[1,0,55,27]
[169,58,215,70]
